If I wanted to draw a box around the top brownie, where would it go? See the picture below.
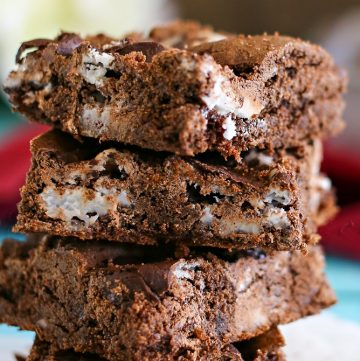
[4,21,346,159]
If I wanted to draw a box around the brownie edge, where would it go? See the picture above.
[23,328,286,361]
[0,235,335,360]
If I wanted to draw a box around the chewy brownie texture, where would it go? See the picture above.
[4,21,346,159]
[0,235,335,360]
[14,130,337,251]
[23,328,285,361]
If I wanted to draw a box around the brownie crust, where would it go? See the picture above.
[0,235,335,360]
[4,21,346,159]
[24,328,286,361]
[14,130,337,251]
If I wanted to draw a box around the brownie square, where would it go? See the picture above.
[14,130,337,250]
[0,235,335,359]
[4,21,346,159]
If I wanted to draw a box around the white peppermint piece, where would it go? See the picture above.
[79,49,115,86]
[200,206,214,225]
[222,116,237,140]
[264,208,290,230]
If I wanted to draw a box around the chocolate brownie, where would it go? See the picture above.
[4,21,346,159]
[24,328,285,361]
[0,235,335,360]
[14,130,337,250]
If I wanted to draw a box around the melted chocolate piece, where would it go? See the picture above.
[57,33,83,56]
[16,38,52,63]
[113,271,160,302]
[138,262,173,295]
[190,159,261,189]
[115,41,165,62]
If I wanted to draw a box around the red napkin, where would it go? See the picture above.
[0,124,49,222]
[319,144,360,260]
[0,124,359,260]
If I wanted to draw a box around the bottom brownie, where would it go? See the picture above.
[22,328,285,361]
[0,235,334,360]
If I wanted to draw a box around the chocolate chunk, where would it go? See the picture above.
[111,271,159,302]
[16,38,52,63]
[57,33,83,56]
[190,159,261,190]
[115,41,165,62]
[138,262,172,295]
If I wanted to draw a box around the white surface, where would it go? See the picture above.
[1,314,360,360]
[0,334,33,360]
[281,313,360,361]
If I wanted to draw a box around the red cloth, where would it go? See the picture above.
[319,144,360,260]
[319,203,360,260]
[0,124,359,260]
[0,124,49,222]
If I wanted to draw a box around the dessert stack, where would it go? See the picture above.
[1,21,346,360]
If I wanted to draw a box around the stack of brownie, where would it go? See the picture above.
[2,21,346,360]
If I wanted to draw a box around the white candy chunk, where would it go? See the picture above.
[264,208,290,230]
[5,60,49,90]
[3,75,22,89]
[4,63,28,89]
[268,65,278,79]
[161,35,182,48]
[265,188,291,206]
[245,149,273,166]
[164,31,226,48]
[309,175,332,212]
[317,176,332,191]
[190,31,227,47]
[172,262,200,280]
[257,153,273,165]
[221,219,261,235]
[250,308,269,327]
[249,198,265,210]
[81,105,110,137]
[204,32,227,43]
[41,187,116,225]
[200,206,214,225]
[236,267,253,292]
[180,58,196,71]
[5,70,44,89]
[240,97,263,119]
[256,118,267,130]
[118,190,131,207]
[79,49,114,86]
[311,139,323,175]
[41,186,132,226]
[222,116,237,140]
[201,69,263,119]
[235,222,261,233]
[97,187,132,208]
